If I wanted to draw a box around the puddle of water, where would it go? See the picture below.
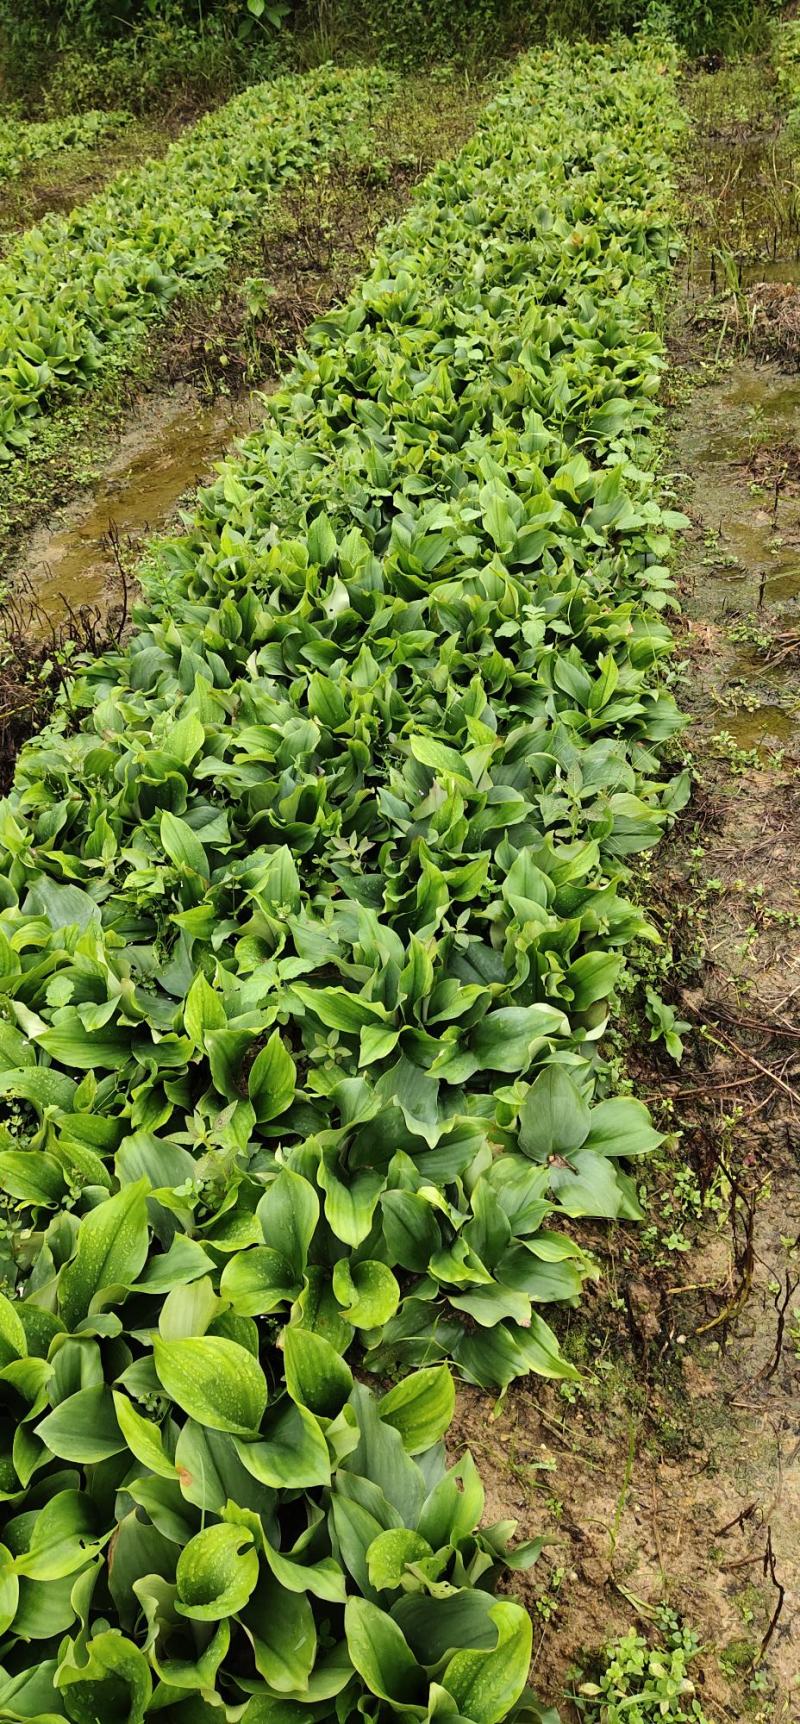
[678,351,800,629]
[724,703,799,750]
[680,364,800,469]
[741,256,800,288]
[682,110,800,302]
[762,563,800,602]
[21,386,261,624]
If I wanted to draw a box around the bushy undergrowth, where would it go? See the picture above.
[291,0,775,64]
[0,0,779,114]
[0,38,682,1724]
[775,17,800,130]
[0,65,389,464]
[0,0,777,112]
[38,20,289,120]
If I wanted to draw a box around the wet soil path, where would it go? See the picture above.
[14,385,261,632]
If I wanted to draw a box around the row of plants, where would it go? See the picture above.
[0,109,130,188]
[0,63,390,463]
[0,37,683,1723]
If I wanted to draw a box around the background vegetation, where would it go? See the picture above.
[0,0,778,113]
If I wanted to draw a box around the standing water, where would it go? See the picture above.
[17,385,262,627]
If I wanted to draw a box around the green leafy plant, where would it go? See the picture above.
[0,37,685,1399]
[0,37,684,1715]
[0,1343,550,1720]
[644,987,690,1062]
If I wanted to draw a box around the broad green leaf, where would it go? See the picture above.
[131,1232,215,1293]
[518,1066,591,1162]
[262,1537,346,1604]
[293,1264,354,1353]
[241,1572,317,1693]
[0,1544,18,1636]
[220,1247,297,1316]
[308,671,347,727]
[58,1179,150,1328]
[470,1005,568,1074]
[175,1421,273,1515]
[366,1528,433,1591]
[184,971,226,1049]
[566,951,623,1012]
[583,1095,663,1158]
[381,1189,442,1273]
[0,1148,67,1207]
[0,1067,77,1113]
[55,1629,152,1724]
[318,1154,385,1248]
[14,1490,102,1582]
[344,1597,422,1706]
[248,1030,296,1123]
[34,1011,133,1070]
[291,982,387,1033]
[159,1274,222,1340]
[283,1326,353,1418]
[112,1392,177,1479]
[36,1385,125,1463]
[0,1290,27,1367]
[154,1336,267,1435]
[307,512,337,568]
[547,1150,644,1220]
[394,1589,500,1663]
[332,1258,400,1329]
[443,1600,532,1724]
[344,1385,426,1525]
[176,1523,259,1621]
[258,1167,319,1277]
[379,1367,455,1454]
[235,1398,331,1489]
[418,1454,485,1548]
[160,811,210,883]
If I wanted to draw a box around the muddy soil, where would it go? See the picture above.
[449,61,800,1724]
[14,384,260,628]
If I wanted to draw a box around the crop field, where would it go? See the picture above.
[0,2,797,1722]
[0,66,391,461]
[0,111,132,189]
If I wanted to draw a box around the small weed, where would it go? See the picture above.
[645,985,691,1062]
[718,1636,758,1679]
[731,617,775,648]
[640,1155,725,1262]
[789,1309,800,1361]
[710,730,786,773]
[571,1609,714,1723]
